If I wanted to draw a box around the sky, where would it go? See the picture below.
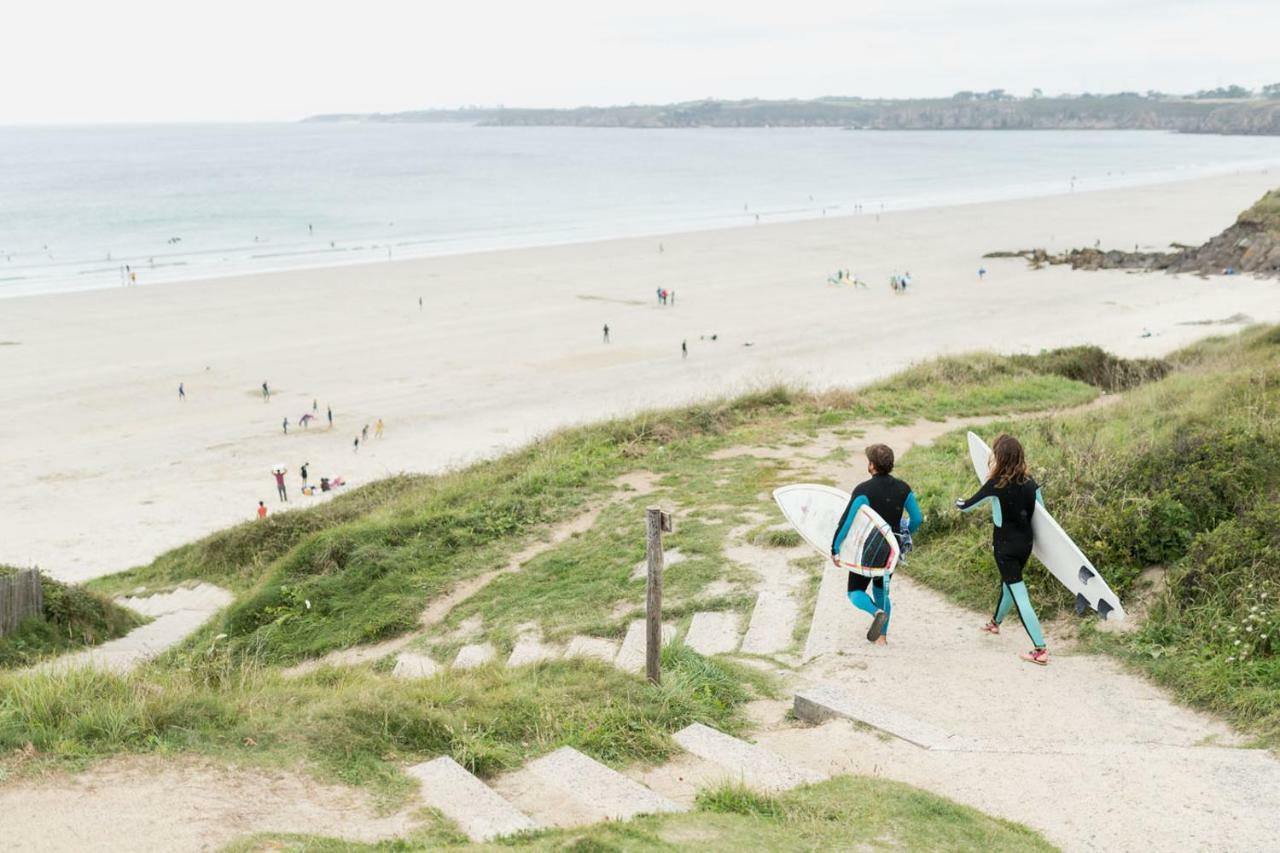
[3,0,1278,123]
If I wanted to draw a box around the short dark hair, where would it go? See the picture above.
[865,443,894,474]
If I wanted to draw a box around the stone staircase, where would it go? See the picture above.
[407,725,827,842]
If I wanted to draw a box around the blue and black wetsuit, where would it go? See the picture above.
[957,476,1046,650]
[832,473,923,637]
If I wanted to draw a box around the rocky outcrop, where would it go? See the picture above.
[988,189,1280,278]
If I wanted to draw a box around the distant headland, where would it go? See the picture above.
[305,87,1280,135]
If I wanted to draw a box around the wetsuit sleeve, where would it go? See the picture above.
[831,495,869,556]
[956,479,997,511]
[904,492,923,533]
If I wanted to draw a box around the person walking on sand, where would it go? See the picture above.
[300,462,309,489]
[327,405,333,428]
[955,433,1049,666]
[353,436,360,453]
[262,381,270,401]
[312,399,318,413]
[670,290,675,305]
[361,424,369,443]
[375,418,384,439]
[282,417,289,435]
[178,382,185,401]
[603,323,610,343]
[273,467,288,502]
[681,340,688,359]
[257,501,267,520]
[831,443,923,645]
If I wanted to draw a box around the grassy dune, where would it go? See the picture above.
[0,568,144,668]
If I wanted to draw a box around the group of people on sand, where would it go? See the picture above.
[260,462,348,516]
[827,269,867,288]
[889,272,912,293]
[655,287,675,305]
[832,435,1050,666]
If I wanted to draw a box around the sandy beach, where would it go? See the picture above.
[3,170,1278,583]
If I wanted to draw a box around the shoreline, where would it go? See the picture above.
[5,135,1280,302]
[3,169,1278,582]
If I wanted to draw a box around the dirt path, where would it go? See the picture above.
[0,757,414,853]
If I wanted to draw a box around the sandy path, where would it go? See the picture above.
[0,757,414,852]
[3,171,1278,582]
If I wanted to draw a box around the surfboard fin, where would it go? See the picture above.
[1096,599,1114,621]
[1078,565,1096,585]
[1074,593,1089,617]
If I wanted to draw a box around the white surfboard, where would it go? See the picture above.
[966,432,1125,620]
[773,484,899,577]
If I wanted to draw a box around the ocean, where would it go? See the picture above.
[1,123,1278,298]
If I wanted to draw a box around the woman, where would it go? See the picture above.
[955,434,1048,665]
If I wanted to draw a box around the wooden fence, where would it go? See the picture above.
[0,569,44,637]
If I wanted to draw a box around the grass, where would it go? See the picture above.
[222,777,1055,851]
[0,568,144,668]
[0,644,755,798]
[897,325,1280,746]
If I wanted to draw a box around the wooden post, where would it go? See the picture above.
[645,506,671,685]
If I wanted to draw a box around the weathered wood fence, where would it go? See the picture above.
[0,569,44,637]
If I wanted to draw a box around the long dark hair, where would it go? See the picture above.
[990,434,1030,488]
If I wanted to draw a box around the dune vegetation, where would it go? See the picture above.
[0,567,143,668]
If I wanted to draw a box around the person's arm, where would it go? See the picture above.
[904,491,923,533]
[955,480,1002,527]
[831,494,869,557]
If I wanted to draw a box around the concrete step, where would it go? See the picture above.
[406,756,536,841]
[521,747,684,823]
[614,620,676,672]
[673,723,826,792]
[391,652,441,680]
[115,582,234,617]
[801,561,859,661]
[793,681,958,750]
[739,589,798,655]
[564,636,620,664]
[453,643,497,670]
[683,611,742,656]
[507,635,560,667]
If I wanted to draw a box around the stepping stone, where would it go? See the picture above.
[507,635,560,667]
[523,747,684,821]
[614,620,676,672]
[453,643,497,670]
[801,560,856,660]
[630,549,687,580]
[740,590,798,655]
[116,582,233,617]
[406,756,536,841]
[793,682,958,751]
[673,723,826,792]
[392,652,440,680]
[684,611,742,656]
[564,636,619,664]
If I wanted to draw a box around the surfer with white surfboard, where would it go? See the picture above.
[955,434,1049,666]
[831,444,923,645]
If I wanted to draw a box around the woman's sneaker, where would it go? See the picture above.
[867,610,888,643]
[1020,649,1049,666]
[980,620,1000,635]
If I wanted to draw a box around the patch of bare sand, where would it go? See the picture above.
[0,756,416,853]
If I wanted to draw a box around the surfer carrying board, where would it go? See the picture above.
[955,434,1049,666]
[831,444,923,644]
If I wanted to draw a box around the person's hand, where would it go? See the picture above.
[830,554,842,567]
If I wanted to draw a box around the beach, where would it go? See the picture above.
[3,169,1278,583]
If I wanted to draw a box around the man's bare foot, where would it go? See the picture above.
[874,635,888,646]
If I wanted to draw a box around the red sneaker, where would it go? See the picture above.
[1020,649,1049,666]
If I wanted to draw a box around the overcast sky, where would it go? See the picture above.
[4,0,1278,123]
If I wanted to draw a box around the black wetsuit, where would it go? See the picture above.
[833,473,921,595]
[957,476,1040,583]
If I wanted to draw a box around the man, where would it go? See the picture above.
[257,501,267,520]
[831,443,923,644]
[272,467,288,502]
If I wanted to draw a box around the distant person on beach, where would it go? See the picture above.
[362,424,369,443]
[832,443,922,645]
[282,417,289,435]
[312,399,318,413]
[178,383,185,401]
[956,434,1048,666]
[603,323,610,343]
[375,418,384,438]
[353,436,360,453]
[257,501,267,519]
[262,381,270,401]
[300,462,309,488]
[682,340,688,359]
[308,223,313,235]
[419,296,423,310]
[978,267,987,280]
[273,468,288,502]
[327,406,333,428]
[670,290,675,305]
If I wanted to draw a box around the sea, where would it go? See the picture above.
[2,123,1278,298]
